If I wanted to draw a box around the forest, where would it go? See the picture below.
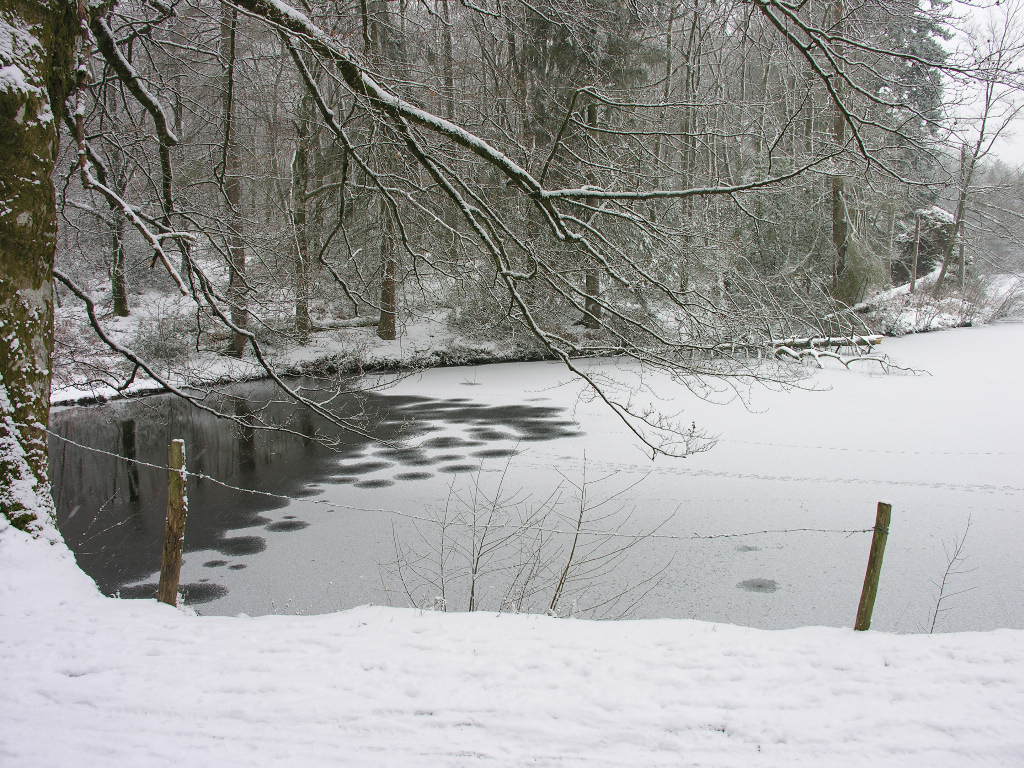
[4,1,1024,763]
[2,0,1024,548]
[38,0,1024,408]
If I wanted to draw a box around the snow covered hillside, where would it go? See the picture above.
[3,516,1023,767]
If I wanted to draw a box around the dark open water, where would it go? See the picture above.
[50,377,582,604]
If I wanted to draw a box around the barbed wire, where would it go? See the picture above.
[46,429,875,542]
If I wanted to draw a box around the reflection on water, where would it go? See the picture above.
[49,377,583,604]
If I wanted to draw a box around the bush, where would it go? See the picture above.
[131,297,194,369]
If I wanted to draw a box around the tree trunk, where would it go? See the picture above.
[581,102,601,329]
[934,144,973,297]
[221,3,248,357]
[440,0,455,121]
[377,206,398,340]
[655,0,676,184]
[105,82,130,317]
[368,0,404,341]
[292,92,313,343]
[110,206,129,316]
[0,0,77,531]
[829,0,850,301]
[910,213,920,294]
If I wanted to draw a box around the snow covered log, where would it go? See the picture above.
[770,335,884,349]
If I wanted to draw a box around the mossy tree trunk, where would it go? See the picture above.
[0,0,77,530]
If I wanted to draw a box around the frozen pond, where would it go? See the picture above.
[50,323,1024,632]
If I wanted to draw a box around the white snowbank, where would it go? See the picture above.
[51,296,515,405]
[2,519,1022,767]
[853,272,1022,335]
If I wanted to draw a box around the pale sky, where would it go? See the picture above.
[953,0,1024,167]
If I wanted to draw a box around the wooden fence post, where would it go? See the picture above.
[157,439,188,606]
[855,501,892,631]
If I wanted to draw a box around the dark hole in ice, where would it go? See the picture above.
[203,559,228,568]
[422,436,476,449]
[115,581,228,604]
[395,471,432,480]
[182,582,228,604]
[216,536,266,556]
[354,478,394,488]
[228,564,246,570]
[402,455,435,466]
[474,448,518,459]
[469,429,515,441]
[336,460,392,475]
[265,520,310,533]
[737,578,778,594]
[116,583,157,600]
[377,447,427,462]
[438,464,479,474]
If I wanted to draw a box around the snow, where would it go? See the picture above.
[853,272,1023,335]
[2,517,1023,767]
[0,383,58,542]
[0,64,37,98]
[916,205,956,225]
[51,295,518,405]
[0,17,50,126]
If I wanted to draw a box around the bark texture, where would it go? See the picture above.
[0,0,76,530]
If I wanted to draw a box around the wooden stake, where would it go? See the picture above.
[157,439,188,606]
[855,502,892,631]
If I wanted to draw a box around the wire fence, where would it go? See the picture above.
[47,428,878,541]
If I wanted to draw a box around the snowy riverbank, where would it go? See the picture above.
[2,519,1022,767]
[52,272,1023,408]
[51,304,544,406]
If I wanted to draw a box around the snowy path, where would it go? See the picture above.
[3,522,1023,767]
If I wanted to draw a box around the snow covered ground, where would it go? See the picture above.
[853,271,1022,335]
[9,322,1024,766]
[51,292,522,405]
[3,518,1023,768]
